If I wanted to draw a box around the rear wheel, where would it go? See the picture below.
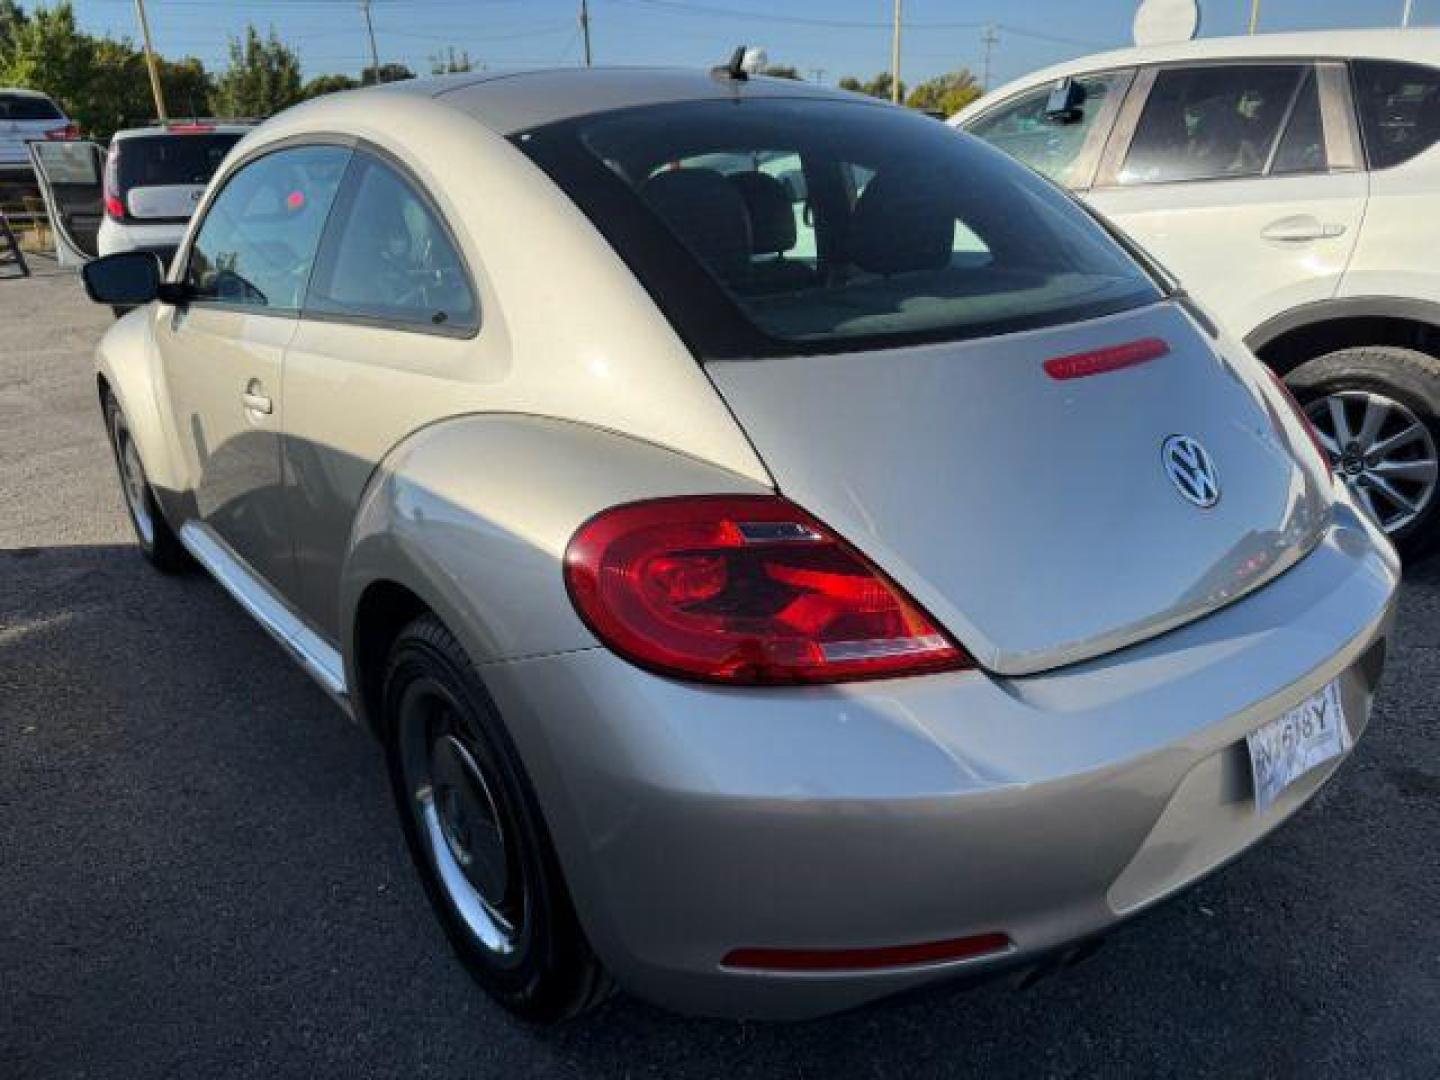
[102,391,188,572]
[1286,346,1440,558]
[383,614,613,1022]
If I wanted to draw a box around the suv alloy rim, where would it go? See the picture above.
[1306,390,1439,535]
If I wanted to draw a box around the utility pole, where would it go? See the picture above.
[361,0,382,83]
[981,24,999,92]
[890,0,902,104]
[1248,0,1261,34]
[579,0,592,66]
[134,0,167,122]
[1402,0,1415,26]
[809,67,826,85]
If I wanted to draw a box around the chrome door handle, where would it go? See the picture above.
[1261,215,1346,242]
[241,388,273,415]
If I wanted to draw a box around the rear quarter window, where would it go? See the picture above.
[1351,59,1440,169]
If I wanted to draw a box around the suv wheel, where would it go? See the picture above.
[1286,346,1440,558]
[383,614,614,1022]
[103,391,189,572]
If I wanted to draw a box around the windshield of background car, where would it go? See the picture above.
[117,132,245,190]
[516,97,1161,358]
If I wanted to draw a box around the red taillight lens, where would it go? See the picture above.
[722,932,1012,972]
[103,145,124,221]
[564,495,972,685]
[44,122,79,140]
[1263,367,1334,484]
[1043,337,1169,381]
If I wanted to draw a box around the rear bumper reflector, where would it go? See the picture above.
[721,932,1013,972]
[1044,337,1169,381]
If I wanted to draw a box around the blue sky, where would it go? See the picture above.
[62,0,1437,87]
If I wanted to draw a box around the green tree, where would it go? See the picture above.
[301,72,359,100]
[837,72,905,101]
[0,3,97,125]
[0,0,26,55]
[361,61,414,86]
[905,69,982,116]
[211,25,302,119]
[429,47,472,75]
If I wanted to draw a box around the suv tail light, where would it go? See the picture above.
[564,494,972,684]
[103,144,125,221]
[1263,367,1334,485]
[44,122,79,140]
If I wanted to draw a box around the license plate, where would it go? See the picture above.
[1246,679,1350,812]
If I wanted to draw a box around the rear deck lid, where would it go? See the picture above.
[707,302,1333,675]
[115,130,243,221]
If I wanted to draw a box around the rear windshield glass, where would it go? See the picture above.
[117,132,244,191]
[0,93,63,121]
[516,98,1160,358]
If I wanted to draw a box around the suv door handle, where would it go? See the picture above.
[1261,215,1346,242]
[241,382,273,415]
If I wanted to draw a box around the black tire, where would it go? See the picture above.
[102,391,189,572]
[383,614,613,1023]
[1286,346,1440,560]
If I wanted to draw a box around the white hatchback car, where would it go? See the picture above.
[0,87,75,178]
[954,30,1440,555]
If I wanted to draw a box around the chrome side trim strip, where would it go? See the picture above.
[179,522,349,699]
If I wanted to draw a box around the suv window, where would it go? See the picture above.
[1120,65,1305,184]
[1271,69,1326,174]
[308,153,476,332]
[117,133,244,191]
[967,72,1125,186]
[0,93,62,121]
[185,144,350,311]
[1352,59,1440,170]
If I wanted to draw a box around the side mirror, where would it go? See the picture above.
[1044,77,1087,124]
[80,251,184,306]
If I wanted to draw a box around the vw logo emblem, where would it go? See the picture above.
[1162,434,1220,508]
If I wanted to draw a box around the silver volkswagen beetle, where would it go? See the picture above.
[79,67,1399,1022]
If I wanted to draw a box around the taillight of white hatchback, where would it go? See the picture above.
[564,494,972,684]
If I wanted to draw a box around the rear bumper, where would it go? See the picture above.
[96,218,186,262]
[481,500,1399,1019]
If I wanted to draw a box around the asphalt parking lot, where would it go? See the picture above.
[2,260,1437,1079]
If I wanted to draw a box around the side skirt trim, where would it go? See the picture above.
[179,522,349,702]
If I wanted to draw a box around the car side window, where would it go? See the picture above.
[185,145,351,311]
[966,73,1125,187]
[307,154,477,332]
[1351,59,1440,170]
[1271,69,1327,175]
[1119,65,1305,184]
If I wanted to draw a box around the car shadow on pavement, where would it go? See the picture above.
[2,543,1437,1079]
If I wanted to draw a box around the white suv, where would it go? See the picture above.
[0,88,75,178]
[954,30,1440,556]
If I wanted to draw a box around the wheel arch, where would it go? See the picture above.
[1246,297,1440,376]
[336,412,773,735]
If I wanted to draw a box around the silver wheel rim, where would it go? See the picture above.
[114,419,155,546]
[401,686,524,958]
[1306,390,1438,536]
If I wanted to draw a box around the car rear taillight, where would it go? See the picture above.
[564,494,972,685]
[103,145,124,221]
[1263,367,1334,485]
[44,122,79,140]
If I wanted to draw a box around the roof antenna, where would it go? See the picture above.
[713,45,748,81]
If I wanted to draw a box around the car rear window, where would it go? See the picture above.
[516,98,1160,359]
[117,132,245,191]
[0,93,63,121]
[1351,59,1440,170]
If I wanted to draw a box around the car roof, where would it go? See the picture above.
[955,28,1440,121]
[0,86,58,99]
[111,123,254,141]
[359,66,873,135]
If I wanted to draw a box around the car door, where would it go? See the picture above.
[1084,61,1367,337]
[26,139,104,266]
[281,148,482,639]
[158,142,351,601]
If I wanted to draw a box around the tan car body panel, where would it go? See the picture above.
[95,88,772,698]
